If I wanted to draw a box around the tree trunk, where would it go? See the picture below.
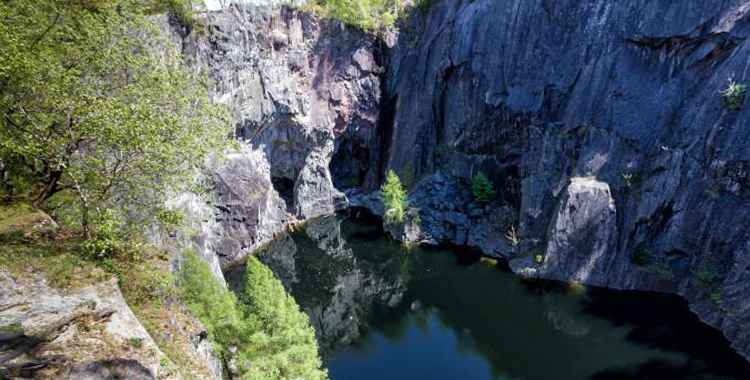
[32,169,63,208]
[81,206,91,240]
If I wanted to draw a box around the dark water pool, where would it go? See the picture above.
[226,214,750,380]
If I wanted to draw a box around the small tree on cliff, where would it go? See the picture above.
[472,172,496,203]
[382,170,407,224]
[0,0,231,237]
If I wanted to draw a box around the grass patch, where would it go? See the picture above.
[127,337,144,349]
[0,202,212,378]
[0,202,55,235]
[0,232,109,289]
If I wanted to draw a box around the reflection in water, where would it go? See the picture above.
[226,215,407,353]
[227,214,750,380]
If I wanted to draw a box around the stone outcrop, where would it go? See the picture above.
[0,271,172,379]
[0,269,223,380]
[511,177,620,285]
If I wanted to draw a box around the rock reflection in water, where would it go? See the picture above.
[226,215,406,353]
[227,215,750,380]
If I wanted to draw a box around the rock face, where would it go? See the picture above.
[160,3,385,269]
[0,271,172,379]
[511,177,620,285]
[378,0,750,362]
[159,0,750,364]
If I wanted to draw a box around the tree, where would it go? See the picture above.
[179,252,327,380]
[240,256,327,380]
[472,172,496,203]
[382,169,407,224]
[0,0,231,237]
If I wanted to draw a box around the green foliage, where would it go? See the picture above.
[239,256,327,380]
[382,170,407,224]
[128,337,144,349]
[415,0,434,14]
[631,246,652,266]
[156,208,186,231]
[179,250,244,354]
[471,172,496,203]
[621,171,643,189]
[721,80,747,110]
[82,209,127,261]
[694,265,720,289]
[179,251,327,380]
[0,0,231,237]
[711,290,724,305]
[307,0,404,30]
[147,0,198,27]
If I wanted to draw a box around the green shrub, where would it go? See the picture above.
[240,256,327,380]
[179,251,327,380]
[710,290,724,305]
[179,251,244,356]
[145,0,198,27]
[694,266,720,288]
[382,170,407,224]
[307,0,404,30]
[82,210,126,261]
[721,80,747,110]
[128,337,144,349]
[631,246,652,266]
[471,172,496,203]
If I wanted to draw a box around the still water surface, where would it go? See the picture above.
[228,214,750,380]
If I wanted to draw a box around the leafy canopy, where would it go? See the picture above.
[0,0,231,236]
[179,251,327,380]
[307,0,403,30]
[240,256,327,380]
[382,169,407,224]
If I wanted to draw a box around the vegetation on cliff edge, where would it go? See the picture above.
[180,251,327,380]
[382,169,408,224]
[0,0,231,239]
[472,172,497,203]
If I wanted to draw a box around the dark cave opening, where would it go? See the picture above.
[330,138,370,190]
[271,176,296,213]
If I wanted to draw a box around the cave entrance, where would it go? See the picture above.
[271,176,295,214]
